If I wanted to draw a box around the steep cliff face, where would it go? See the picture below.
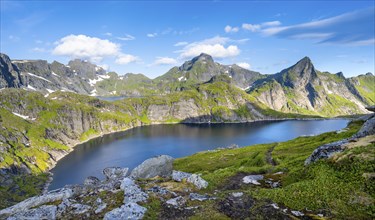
[0,54,24,88]
[250,57,374,116]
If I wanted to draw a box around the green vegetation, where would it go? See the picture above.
[174,120,374,218]
[354,74,375,105]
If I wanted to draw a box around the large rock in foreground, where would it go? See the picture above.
[0,188,73,217]
[130,155,174,179]
[103,203,146,220]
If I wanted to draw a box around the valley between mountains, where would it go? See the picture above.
[0,52,374,219]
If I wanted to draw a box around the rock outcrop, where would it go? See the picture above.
[0,53,23,88]
[305,108,375,165]
[130,155,174,179]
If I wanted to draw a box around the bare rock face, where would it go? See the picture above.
[187,174,209,189]
[305,113,375,165]
[103,167,129,181]
[0,53,23,88]
[103,202,147,220]
[0,188,73,217]
[83,176,100,186]
[7,205,57,220]
[120,178,148,204]
[130,155,174,179]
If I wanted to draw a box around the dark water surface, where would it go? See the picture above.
[50,119,348,189]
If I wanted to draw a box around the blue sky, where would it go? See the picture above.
[1,1,374,78]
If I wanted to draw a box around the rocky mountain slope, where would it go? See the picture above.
[249,57,375,116]
[0,53,264,97]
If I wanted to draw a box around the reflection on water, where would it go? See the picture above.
[50,119,348,189]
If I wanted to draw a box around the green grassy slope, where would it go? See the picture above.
[174,120,374,219]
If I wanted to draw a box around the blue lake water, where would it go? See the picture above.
[49,119,349,189]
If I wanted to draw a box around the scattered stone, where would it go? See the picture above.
[0,188,73,216]
[189,193,214,201]
[187,174,208,189]
[120,178,148,203]
[217,144,239,150]
[265,179,281,188]
[147,186,177,197]
[95,203,107,214]
[166,196,186,207]
[70,203,91,215]
[130,155,174,179]
[291,210,304,216]
[103,167,129,181]
[242,175,264,185]
[231,192,243,197]
[7,205,57,220]
[83,176,100,186]
[172,170,192,182]
[252,204,292,220]
[103,202,147,220]
[217,192,255,219]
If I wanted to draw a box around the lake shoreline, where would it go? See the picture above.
[44,116,353,191]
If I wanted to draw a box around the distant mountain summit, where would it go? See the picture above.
[249,57,375,116]
[155,53,264,90]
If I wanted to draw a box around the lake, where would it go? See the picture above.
[49,119,349,189]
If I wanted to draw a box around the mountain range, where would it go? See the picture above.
[0,52,374,116]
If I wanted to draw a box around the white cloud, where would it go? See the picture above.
[242,23,261,32]
[242,20,281,32]
[104,32,112,36]
[117,34,135,41]
[178,36,240,59]
[236,62,251,69]
[147,33,157,38]
[153,57,177,65]
[174,41,188,46]
[260,8,374,45]
[115,53,139,64]
[53,34,120,62]
[177,36,241,59]
[225,25,239,33]
[8,35,20,42]
[261,21,282,27]
[32,47,47,53]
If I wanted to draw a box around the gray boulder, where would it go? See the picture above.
[103,203,147,220]
[83,176,100,186]
[172,170,192,182]
[304,139,348,165]
[187,174,208,189]
[189,193,214,201]
[172,170,209,189]
[120,178,148,203]
[355,115,375,138]
[242,175,264,185]
[103,167,129,181]
[0,188,73,217]
[7,205,57,220]
[166,196,186,207]
[130,155,174,179]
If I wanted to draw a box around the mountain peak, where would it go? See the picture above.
[179,53,215,72]
[190,53,214,64]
